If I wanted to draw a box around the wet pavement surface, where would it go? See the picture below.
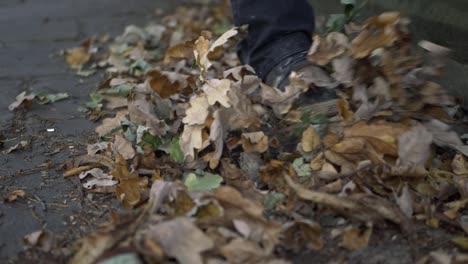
[0,0,177,262]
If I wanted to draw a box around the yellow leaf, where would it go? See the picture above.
[301,126,321,152]
[66,47,91,69]
[116,177,149,209]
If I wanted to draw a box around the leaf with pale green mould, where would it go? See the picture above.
[341,0,356,6]
[99,84,134,97]
[97,253,142,264]
[130,59,152,74]
[170,137,184,164]
[85,93,104,109]
[264,191,286,210]
[327,14,347,33]
[184,171,223,192]
[293,158,312,177]
[139,131,162,149]
[36,92,69,104]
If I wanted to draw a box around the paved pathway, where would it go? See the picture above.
[0,0,177,262]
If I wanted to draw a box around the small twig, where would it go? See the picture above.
[33,195,47,211]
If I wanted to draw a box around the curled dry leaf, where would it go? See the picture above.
[8,91,36,111]
[180,125,205,162]
[87,142,110,155]
[208,110,225,169]
[308,32,350,66]
[23,230,55,252]
[198,28,239,79]
[5,190,26,202]
[79,168,118,189]
[300,125,321,152]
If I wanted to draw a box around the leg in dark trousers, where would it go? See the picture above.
[230,0,316,81]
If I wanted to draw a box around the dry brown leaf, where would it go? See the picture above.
[398,125,433,167]
[146,217,214,264]
[260,82,303,115]
[180,125,207,162]
[424,119,468,156]
[308,32,350,66]
[332,55,354,86]
[8,91,36,111]
[23,230,55,252]
[282,220,323,251]
[147,70,192,98]
[452,154,468,175]
[66,47,91,69]
[95,110,128,137]
[340,226,372,250]
[5,190,26,202]
[219,83,260,130]
[116,177,149,209]
[208,110,225,169]
[301,125,321,152]
[183,94,210,126]
[337,98,354,124]
[344,121,408,156]
[128,92,169,136]
[202,79,232,108]
[164,38,196,63]
[111,155,134,181]
[220,238,266,264]
[351,12,401,58]
[198,28,239,78]
[242,131,269,154]
[79,168,118,189]
[113,134,135,160]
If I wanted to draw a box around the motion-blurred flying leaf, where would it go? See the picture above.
[184,171,223,192]
[169,137,184,164]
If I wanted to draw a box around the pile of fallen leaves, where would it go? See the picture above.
[59,4,468,264]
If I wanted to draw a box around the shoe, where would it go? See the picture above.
[264,51,339,116]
